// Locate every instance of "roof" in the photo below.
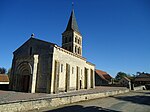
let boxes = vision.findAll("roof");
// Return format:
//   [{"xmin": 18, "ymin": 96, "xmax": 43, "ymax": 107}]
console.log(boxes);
[
  {"xmin": 0, "ymin": 74, "xmax": 9, "ymax": 82},
  {"xmin": 135, "ymin": 78, "xmax": 150, "ymax": 82},
  {"xmin": 95, "ymin": 69, "xmax": 112, "ymax": 82},
  {"xmin": 134, "ymin": 73, "xmax": 150, "ymax": 82},
  {"xmin": 64, "ymin": 9, "xmax": 80, "ymax": 34},
  {"xmin": 122, "ymin": 76, "xmax": 131, "ymax": 81},
  {"xmin": 13, "ymin": 37, "xmax": 56, "ymax": 54},
  {"xmin": 136, "ymin": 73, "xmax": 150, "ymax": 78}
]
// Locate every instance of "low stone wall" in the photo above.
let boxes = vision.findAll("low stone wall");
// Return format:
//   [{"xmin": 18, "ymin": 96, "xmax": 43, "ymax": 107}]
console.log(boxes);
[
  {"xmin": 133, "ymin": 85, "xmax": 146, "ymax": 91},
  {"xmin": 0, "ymin": 89, "xmax": 129, "ymax": 112}
]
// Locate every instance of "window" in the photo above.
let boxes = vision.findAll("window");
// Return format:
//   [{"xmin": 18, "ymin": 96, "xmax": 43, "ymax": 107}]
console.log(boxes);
[
  {"xmin": 78, "ymin": 47, "xmax": 80, "ymax": 54},
  {"xmin": 78, "ymin": 39, "xmax": 80, "ymax": 44},
  {"xmin": 75, "ymin": 37, "xmax": 77, "ymax": 43},
  {"xmin": 72, "ymin": 67, "xmax": 74, "ymax": 74},
  {"xmin": 75, "ymin": 46, "xmax": 77, "ymax": 53},
  {"xmin": 61, "ymin": 64, "xmax": 63, "ymax": 72},
  {"xmin": 29, "ymin": 47, "xmax": 32, "ymax": 55}
]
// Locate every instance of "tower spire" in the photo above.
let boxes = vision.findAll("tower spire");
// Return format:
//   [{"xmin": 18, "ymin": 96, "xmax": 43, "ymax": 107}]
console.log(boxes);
[
  {"xmin": 63, "ymin": 3, "xmax": 80, "ymax": 34},
  {"xmin": 62, "ymin": 4, "xmax": 82, "ymax": 56}
]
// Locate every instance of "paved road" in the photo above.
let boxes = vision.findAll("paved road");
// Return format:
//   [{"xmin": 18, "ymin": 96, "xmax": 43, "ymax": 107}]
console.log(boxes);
[{"xmin": 31, "ymin": 90, "xmax": 150, "ymax": 112}]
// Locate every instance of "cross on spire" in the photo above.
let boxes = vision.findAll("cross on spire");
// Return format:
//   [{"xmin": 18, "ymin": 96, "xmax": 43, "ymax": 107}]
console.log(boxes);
[{"xmin": 72, "ymin": 2, "xmax": 74, "ymax": 10}]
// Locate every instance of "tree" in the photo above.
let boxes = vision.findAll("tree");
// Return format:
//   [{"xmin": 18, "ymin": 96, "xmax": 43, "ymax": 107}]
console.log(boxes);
[
  {"xmin": 136, "ymin": 72, "xmax": 150, "ymax": 76},
  {"xmin": 0, "ymin": 67, "xmax": 7, "ymax": 74},
  {"xmin": 115, "ymin": 72, "xmax": 128, "ymax": 81},
  {"xmin": 7, "ymin": 68, "xmax": 11, "ymax": 77}
]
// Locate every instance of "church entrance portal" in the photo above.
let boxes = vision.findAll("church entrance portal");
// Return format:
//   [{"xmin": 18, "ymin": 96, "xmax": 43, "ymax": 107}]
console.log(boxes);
[
  {"xmin": 22, "ymin": 75, "xmax": 30, "ymax": 92},
  {"xmin": 16, "ymin": 62, "xmax": 32, "ymax": 92}
]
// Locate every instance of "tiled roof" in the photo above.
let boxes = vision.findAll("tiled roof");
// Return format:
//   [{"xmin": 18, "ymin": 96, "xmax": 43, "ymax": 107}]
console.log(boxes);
[
  {"xmin": 95, "ymin": 69, "xmax": 112, "ymax": 82},
  {"xmin": 0, "ymin": 74, "xmax": 9, "ymax": 82},
  {"xmin": 135, "ymin": 78, "xmax": 150, "ymax": 82},
  {"xmin": 134, "ymin": 74, "xmax": 150, "ymax": 82}
]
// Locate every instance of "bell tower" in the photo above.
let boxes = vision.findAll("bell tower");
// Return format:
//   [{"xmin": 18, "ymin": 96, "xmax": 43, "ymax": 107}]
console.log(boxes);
[{"xmin": 62, "ymin": 8, "xmax": 82, "ymax": 56}]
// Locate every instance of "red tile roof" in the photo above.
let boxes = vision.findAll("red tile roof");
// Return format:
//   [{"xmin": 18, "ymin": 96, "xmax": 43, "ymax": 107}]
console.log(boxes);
[
  {"xmin": 135, "ymin": 78, "xmax": 150, "ymax": 82},
  {"xmin": 95, "ymin": 69, "xmax": 112, "ymax": 82},
  {"xmin": 0, "ymin": 74, "xmax": 9, "ymax": 82},
  {"xmin": 134, "ymin": 74, "xmax": 150, "ymax": 82}
]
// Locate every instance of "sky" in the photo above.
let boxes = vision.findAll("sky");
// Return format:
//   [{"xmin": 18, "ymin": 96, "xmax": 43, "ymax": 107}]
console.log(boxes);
[{"xmin": 0, "ymin": 0, "xmax": 150, "ymax": 77}]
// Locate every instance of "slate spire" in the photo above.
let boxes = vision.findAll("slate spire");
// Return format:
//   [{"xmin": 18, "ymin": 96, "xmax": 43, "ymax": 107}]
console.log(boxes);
[{"xmin": 64, "ymin": 9, "xmax": 80, "ymax": 34}]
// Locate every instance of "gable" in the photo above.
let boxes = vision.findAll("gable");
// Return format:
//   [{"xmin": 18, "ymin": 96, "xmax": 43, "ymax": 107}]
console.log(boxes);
[
  {"xmin": 95, "ymin": 69, "xmax": 112, "ymax": 82},
  {"xmin": 13, "ymin": 37, "xmax": 56, "ymax": 57},
  {"xmin": 119, "ymin": 78, "xmax": 129, "ymax": 83}
]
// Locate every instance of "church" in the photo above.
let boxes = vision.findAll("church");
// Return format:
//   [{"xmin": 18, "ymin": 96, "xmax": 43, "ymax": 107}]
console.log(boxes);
[{"xmin": 9, "ymin": 9, "xmax": 95, "ymax": 94}]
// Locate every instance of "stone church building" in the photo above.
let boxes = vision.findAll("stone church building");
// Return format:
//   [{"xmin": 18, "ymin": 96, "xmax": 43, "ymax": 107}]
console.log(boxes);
[{"xmin": 9, "ymin": 9, "xmax": 95, "ymax": 94}]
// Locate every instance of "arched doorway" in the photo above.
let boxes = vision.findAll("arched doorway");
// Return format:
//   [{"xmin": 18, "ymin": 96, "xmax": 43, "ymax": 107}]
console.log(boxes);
[
  {"xmin": 16, "ymin": 62, "xmax": 32, "ymax": 92},
  {"xmin": 22, "ymin": 70, "xmax": 30, "ymax": 92}
]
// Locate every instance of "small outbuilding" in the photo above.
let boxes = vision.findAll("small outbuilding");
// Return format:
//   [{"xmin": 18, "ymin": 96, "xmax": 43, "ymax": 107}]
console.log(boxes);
[
  {"xmin": 0, "ymin": 74, "xmax": 9, "ymax": 90},
  {"xmin": 134, "ymin": 73, "xmax": 150, "ymax": 86},
  {"xmin": 95, "ymin": 69, "xmax": 112, "ymax": 86},
  {"xmin": 119, "ymin": 76, "xmax": 131, "ymax": 87}
]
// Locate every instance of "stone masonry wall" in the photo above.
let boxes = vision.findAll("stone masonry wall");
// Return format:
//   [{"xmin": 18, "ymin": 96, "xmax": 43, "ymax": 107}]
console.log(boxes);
[
  {"xmin": 50, "ymin": 45, "xmax": 95, "ymax": 93},
  {"xmin": 0, "ymin": 89, "xmax": 129, "ymax": 112}
]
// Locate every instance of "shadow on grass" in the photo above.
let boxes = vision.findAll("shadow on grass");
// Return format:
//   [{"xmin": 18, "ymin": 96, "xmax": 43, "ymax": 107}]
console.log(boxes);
[{"xmin": 44, "ymin": 105, "xmax": 121, "ymax": 112}]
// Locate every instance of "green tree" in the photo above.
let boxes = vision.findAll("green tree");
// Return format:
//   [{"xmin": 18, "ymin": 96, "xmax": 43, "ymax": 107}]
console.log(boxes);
[
  {"xmin": 0, "ymin": 67, "xmax": 7, "ymax": 74},
  {"xmin": 115, "ymin": 72, "xmax": 128, "ymax": 81}
]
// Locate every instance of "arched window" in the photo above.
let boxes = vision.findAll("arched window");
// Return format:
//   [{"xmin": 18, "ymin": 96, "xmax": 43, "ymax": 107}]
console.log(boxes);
[
  {"xmin": 29, "ymin": 47, "xmax": 32, "ymax": 55},
  {"xmin": 78, "ymin": 39, "xmax": 80, "ymax": 44},
  {"xmin": 78, "ymin": 47, "xmax": 80, "ymax": 54},
  {"xmin": 75, "ymin": 46, "xmax": 77, "ymax": 53},
  {"xmin": 75, "ymin": 37, "xmax": 77, "ymax": 43}
]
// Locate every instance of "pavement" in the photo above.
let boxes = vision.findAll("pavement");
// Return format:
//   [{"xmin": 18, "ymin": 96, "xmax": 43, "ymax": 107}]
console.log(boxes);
[
  {"xmin": 31, "ymin": 90, "xmax": 150, "ymax": 112},
  {"xmin": 0, "ymin": 86, "xmax": 127, "ymax": 104}
]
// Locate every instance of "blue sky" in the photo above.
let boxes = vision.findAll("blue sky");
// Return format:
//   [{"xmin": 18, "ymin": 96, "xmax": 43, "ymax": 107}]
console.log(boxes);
[{"xmin": 0, "ymin": 0, "xmax": 150, "ymax": 77}]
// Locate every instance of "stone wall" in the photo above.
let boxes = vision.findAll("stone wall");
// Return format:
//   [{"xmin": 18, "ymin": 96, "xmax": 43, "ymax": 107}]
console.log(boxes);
[
  {"xmin": 50, "ymin": 45, "xmax": 95, "ymax": 93},
  {"xmin": 0, "ymin": 89, "xmax": 129, "ymax": 112},
  {"xmin": 9, "ymin": 38, "xmax": 54, "ymax": 93},
  {"xmin": 133, "ymin": 85, "xmax": 146, "ymax": 91}
]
